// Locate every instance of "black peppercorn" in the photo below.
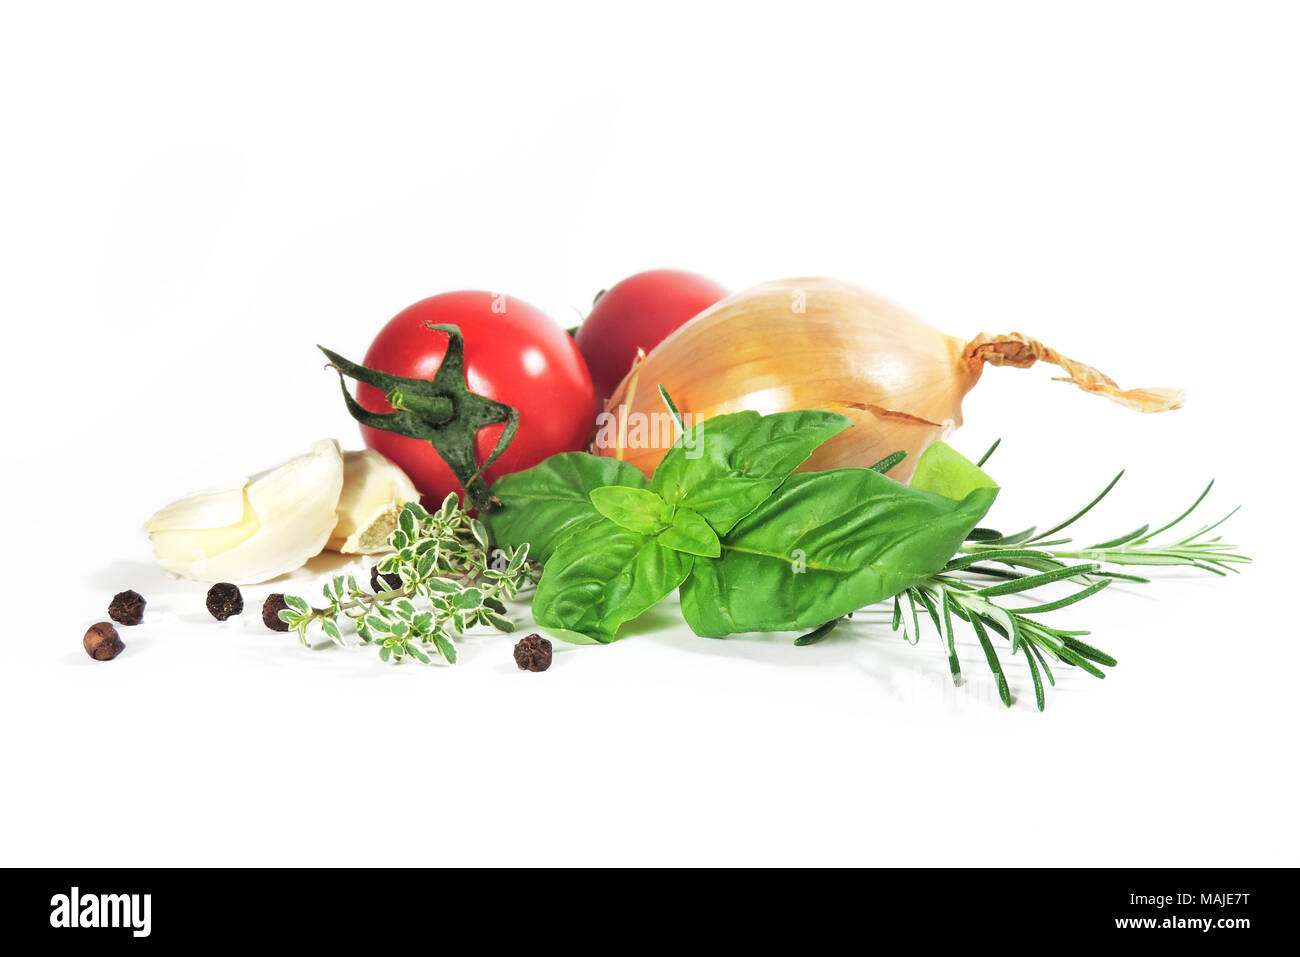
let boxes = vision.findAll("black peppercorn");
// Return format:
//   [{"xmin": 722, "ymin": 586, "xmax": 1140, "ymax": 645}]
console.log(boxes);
[
  {"xmin": 107, "ymin": 589, "xmax": 146, "ymax": 626},
  {"xmin": 84, "ymin": 622, "xmax": 125, "ymax": 661},
  {"xmin": 370, "ymin": 564, "xmax": 402, "ymax": 593},
  {"xmin": 513, "ymin": 633, "xmax": 552, "ymax": 672},
  {"xmin": 262, "ymin": 593, "xmax": 291, "ymax": 632},
  {"xmin": 206, "ymin": 582, "xmax": 244, "ymax": 621}
]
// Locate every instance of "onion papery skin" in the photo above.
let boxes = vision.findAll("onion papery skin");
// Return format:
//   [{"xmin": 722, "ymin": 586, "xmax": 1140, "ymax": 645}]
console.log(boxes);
[
  {"xmin": 594, "ymin": 277, "xmax": 1181, "ymax": 481},
  {"xmin": 594, "ymin": 279, "xmax": 976, "ymax": 481}
]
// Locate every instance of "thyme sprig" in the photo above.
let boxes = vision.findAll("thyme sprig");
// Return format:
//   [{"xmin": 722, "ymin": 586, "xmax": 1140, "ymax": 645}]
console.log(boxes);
[{"xmin": 279, "ymin": 495, "xmax": 539, "ymax": 664}]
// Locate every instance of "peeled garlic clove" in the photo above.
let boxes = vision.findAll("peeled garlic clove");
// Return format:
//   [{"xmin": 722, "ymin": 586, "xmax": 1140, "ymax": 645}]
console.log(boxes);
[
  {"xmin": 144, "ymin": 482, "xmax": 248, "ymax": 531},
  {"xmin": 327, "ymin": 449, "xmax": 421, "ymax": 554},
  {"xmin": 145, "ymin": 439, "xmax": 345, "ymax": 584}
]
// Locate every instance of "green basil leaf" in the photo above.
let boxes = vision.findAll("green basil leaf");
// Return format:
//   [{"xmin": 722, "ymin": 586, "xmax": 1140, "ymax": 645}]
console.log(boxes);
[
  {"xmin": 589, "ymin": 485, "xmax": 667, "ymax": 534},
  {"xmin": 657, "ymin": 506, "xmax": 721, "ymax": 557},
  {"xmin": 532, "ymin": 517, "xmax": 694, "ymax": 643},
  {"xmin": 486, "ymin": 452, "xmax": 651, "ymax": 561},
  {"xmin": 680, "ymin": 468, "xmax": 997, "ymax": 636},
  {"xmin": 651, "ymin": 409, "xmax": 852, "ymax": 534},
  {"xmin": 910, "ymin": 441, "xmax": 999, "ymax": 501}
]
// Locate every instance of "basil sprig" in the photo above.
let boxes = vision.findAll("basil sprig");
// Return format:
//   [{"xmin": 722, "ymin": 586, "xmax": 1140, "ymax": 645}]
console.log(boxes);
[
  {"xmin": 486, "ymin": 454, "xmax": 650, "ymax": 563},
  {"xmin": 486, "ymin": 409, "xmax": 998, "ymax": 643}
]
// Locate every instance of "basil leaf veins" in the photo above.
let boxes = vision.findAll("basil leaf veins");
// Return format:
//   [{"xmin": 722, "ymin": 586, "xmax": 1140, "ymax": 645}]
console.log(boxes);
[
  {"xmin": 484, "ymin": 452, "xmax": 649, "ymax": 561},
  {"xmin": 490, "ymin": 400, "xmax": 997, "ymax": 645},
  {"xmin": 679, "ymin": 468, "xmax": 997, "ymax": 636}
]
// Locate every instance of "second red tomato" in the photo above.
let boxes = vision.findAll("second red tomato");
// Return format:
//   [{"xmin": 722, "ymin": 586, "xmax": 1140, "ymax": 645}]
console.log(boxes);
[{"xmin": 574, "ymin": 269, "xmax": 729, "ymax": 405}]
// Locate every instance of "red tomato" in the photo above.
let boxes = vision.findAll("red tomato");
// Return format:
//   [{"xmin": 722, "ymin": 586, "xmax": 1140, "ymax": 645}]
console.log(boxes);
[
  {"xmin": 357, "ymin": 291, "xmax": 595, "ymax": 503},
  {"xmin": 574, "ymin": 269, "xmax": 729, "ymax": 405}
]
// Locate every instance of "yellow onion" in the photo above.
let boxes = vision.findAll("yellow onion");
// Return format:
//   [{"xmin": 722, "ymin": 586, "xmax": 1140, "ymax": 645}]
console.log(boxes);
[{"xmin": 593, "ymin": 277, "xmax": 1183, "ymax": 481}]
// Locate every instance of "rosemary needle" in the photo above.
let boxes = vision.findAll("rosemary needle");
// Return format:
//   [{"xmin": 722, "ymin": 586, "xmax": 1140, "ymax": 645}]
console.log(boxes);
[{"xmin": 886, "ymin": 474, "xmax": 1248, "ymax": 711}]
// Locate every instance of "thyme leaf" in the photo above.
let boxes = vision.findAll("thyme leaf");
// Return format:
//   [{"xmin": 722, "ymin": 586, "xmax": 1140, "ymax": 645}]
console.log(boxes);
[{"xmin": 279, "ymin": 495, "xmax": 540, "ymax": 665}]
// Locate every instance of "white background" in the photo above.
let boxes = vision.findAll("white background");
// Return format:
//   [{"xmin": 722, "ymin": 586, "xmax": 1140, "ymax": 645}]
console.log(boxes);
[{"xmin": 2, "ymin": 1, "xmax": 1295, "ymax": 866}]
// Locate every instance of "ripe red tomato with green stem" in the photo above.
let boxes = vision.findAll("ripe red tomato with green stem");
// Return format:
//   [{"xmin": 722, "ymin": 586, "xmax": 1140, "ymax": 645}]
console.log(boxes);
[
  {"xmin": 575, "ymin": 269, "xmax": 729, "ymax": 405},
  {"xmin": 347, "ymin": 291, "xmax": 595, "ymax": 505}
]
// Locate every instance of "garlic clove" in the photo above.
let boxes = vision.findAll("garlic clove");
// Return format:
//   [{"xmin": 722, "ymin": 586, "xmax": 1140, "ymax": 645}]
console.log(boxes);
[
  {"xmin": 327, "ymin": 449, "xmax": 421, "ymax": 554},
  {"xmin": 143, "ymin": 483, "xmax": 247, "ymax": 532},
  {"xmin": 146, "ymin": 439, "xmax": 345, "ymax": 584}
]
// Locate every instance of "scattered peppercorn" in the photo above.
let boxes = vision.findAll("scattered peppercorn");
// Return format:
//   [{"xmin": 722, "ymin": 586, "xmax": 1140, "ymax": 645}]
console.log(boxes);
[
  {"xmin": 370, "ymin": 564, "xmax": 403, "ymax": 593},
  {"xmin": 84, "ymin": 622, "xmax": 125, "ymax": 661},
  {"xmin": 513, "ymin": 633, "xmax": 552, "ymax": 672},
  {"xmin": 206, "ymin": 582, "xmax": 244, "ymax": 621},
  {"xmin": 107, "ymin": 589, "xmax": 146, "ymax": 626},
  {"xmin": 262, "ymin": 593, "xmax": 291, "ymax": 632}
]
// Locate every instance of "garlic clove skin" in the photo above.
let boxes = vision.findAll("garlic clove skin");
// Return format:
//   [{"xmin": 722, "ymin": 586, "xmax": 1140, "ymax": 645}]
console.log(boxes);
[
  {"xmin": 145, "ymin": 439, "xmax": 345, "ymax": 584},
  {"xmin": 327, "ymin": 449, "xmax": 421, "ymax": 554}
]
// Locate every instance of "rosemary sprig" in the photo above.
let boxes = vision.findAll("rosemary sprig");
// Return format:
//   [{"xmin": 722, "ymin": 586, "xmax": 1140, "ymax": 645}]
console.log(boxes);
[
  {"xmin": 901, "ymin": 565, "xmax": 1116, "ymax": 712},
  {"xmin": 887, "ymin": 474, "xmax": 1248, "ymax": 710},
  {"xmin": 279, "ymin": 495, "xmax": 540, "ymax": 664},
  {"xmin": 961, "ymin": 476, "xmax": 1249, "ymax": 576}
]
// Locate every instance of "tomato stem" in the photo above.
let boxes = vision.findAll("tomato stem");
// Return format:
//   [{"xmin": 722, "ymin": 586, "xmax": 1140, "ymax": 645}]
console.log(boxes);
[
  {"xmin": 319, "ymin": 323, "xmax": 519, "ymax": 511},
  {"xmin": 387, "ymin": 388, "xmax": 454, "ymax": 424}
]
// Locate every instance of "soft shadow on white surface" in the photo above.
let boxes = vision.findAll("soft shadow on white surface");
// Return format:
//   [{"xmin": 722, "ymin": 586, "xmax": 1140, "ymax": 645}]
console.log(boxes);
[
  {"xmin": 625, "ymin": 600, "xmax": 1042, "ymax": 713},
  {"xmin": 83, "ymin": 560, "xmax": 164, "ymax": 594}
]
